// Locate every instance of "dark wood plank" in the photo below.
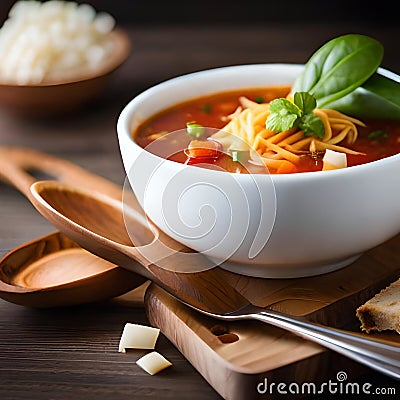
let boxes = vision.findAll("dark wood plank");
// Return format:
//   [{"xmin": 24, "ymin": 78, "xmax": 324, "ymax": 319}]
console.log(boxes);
[{"xmin": 0, "ymin": 299, "xmax": 220, "ymax": 400}]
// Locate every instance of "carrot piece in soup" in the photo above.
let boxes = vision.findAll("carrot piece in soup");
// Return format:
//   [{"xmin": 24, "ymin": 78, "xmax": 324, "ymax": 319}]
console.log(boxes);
[
  {"xmin": 187, "ymin": 140, "xmax": 221, "ymax": 159},
  {"xmin": 276, "ymin": 160, "xmax": 298, "ymax": 174}
]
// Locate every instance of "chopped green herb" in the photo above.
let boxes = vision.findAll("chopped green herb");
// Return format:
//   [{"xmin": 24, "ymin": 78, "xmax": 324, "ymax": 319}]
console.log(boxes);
[
  {"xmin": 230, "ymin": 150, "xmax": 249, "ymax": 163},
  {"xmin": 294, "ymin": 91, "xmax": 317, "ymax": 114},
  {"xmin": 201, "ymin": 103, "xmax": 212, "ymax": 114},
  {"xmin": 255, "ymin": 96, "xmax": 264, "ymax": 104},
  {"xmin": 186, "ymin": 122, "xmax": 205, "ymax": 138},
  {"xmin": 368, "ymin": 130, "xmax": 388, "ymax": 140},
  {"xmin": 267, "ymin": 98, "xmax": 301, "ymax": 132},
  {"xmin": 266, "ymin": 92, "xmax": 325, "ymax": 139},
  {"xmin": 299, "ymin": 113, "xmax": 325, "ymax": 139}
]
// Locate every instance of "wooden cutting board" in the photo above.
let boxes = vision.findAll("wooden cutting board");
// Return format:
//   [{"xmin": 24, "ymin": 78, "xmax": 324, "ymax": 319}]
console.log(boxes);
[{"xmin": 143, "ymin": 234, "xmax": 400, "ymax": 400}]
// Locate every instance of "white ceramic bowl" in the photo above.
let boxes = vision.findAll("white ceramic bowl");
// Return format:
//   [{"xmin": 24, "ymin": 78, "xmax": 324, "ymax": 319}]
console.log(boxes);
[{"xmin": 117, "ymin": 64, "xmax": 400, "ymax": 278}]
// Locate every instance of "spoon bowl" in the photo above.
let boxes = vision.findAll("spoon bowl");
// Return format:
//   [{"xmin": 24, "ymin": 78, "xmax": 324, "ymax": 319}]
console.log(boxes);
[
  {"xmin": 0, "ymin": 231, "xmax": 143, "ymax": 308},
  {"xmin": 30, "ymin": 179, "xmax": 247, "ymax": 312},
  {"xmin": 0, "ymin": 146, "xmax": 147, "ymax": 307}
]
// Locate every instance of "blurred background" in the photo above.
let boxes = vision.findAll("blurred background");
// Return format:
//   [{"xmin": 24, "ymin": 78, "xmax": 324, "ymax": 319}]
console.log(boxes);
[
  {"xmin": 0, "ymin": 1, "xmax": 398, "ymax": 83},
  {"xmin": 0, "ymin": 0, "xmax": 398, "ymax": 25},
  {"xmin": 0, "ymin": 0, "xmax": 398, "ymax": 116}
]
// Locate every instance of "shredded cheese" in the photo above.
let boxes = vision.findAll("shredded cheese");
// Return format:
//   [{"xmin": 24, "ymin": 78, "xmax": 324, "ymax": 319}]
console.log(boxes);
[{"xmin": 211, "ymin": 98, "xmax": 365, "ymax": 173}]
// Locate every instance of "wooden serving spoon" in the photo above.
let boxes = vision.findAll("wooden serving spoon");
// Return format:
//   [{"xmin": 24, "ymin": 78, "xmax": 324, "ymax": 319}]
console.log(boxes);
[
  {"xmin": 0, "ymin": 147, "xmax": 146, "ymax": 307},
  {"xmin": 25, "ymin": 176, "xmax": 400, "ymax": 379}
]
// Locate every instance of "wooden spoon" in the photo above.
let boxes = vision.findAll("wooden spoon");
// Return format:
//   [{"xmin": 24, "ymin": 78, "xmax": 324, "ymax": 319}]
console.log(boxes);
[
  {"xmin": 27, "ymin": 178, "xmax": 400, "ymax": 380},
  {"xmin": 0, "ymin": 147, "xmax": 146, "ymax": 307}
]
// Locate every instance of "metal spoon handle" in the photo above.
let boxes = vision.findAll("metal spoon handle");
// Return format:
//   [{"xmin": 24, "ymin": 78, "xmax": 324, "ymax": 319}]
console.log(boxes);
[{"xmin": 252, "ymin": 310, "xmax": 400, "ymax": 380}]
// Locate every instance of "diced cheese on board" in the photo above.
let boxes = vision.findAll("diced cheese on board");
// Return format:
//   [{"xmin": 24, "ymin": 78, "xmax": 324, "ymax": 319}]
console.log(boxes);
[{"xmin": 118, "ymin": 323, "xmax": 160, "ymax": 353}]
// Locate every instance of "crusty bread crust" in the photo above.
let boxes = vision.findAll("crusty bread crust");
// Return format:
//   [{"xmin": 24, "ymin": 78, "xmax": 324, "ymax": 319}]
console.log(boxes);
[{"xmin": 356, "ymin": 278, "xmax": 400, "ymax": 334}]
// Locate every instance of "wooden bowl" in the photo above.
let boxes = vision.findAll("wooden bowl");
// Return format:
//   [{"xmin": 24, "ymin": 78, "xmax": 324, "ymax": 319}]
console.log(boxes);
[{"xmin": 0, "ymin": 28, "xmax": 131, "ymax": 117}]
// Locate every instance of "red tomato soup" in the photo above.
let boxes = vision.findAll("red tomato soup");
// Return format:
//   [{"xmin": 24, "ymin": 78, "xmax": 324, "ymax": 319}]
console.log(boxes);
[{"xmin": 133, "ymin": 86, "xmax": 400, "ymax": 174}]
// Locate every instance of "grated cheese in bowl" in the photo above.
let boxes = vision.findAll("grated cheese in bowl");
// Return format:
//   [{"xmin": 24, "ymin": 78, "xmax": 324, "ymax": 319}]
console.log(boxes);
[{"xmin": 0, "ymin": 0, "xmax": 116, "ymax": 85}]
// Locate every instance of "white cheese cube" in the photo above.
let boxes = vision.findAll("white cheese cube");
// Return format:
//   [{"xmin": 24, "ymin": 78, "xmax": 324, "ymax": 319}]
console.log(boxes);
[
  {"xmin": 136, "ymin": 351, "xmax": 172, "ymax": 375},
  {"xmin": 322, "ymin": 149, "xmax": 347, "ymax": 170},
  {"xmin": 118, "ymin": 323, "xmax": 160, "ymax": 353}
]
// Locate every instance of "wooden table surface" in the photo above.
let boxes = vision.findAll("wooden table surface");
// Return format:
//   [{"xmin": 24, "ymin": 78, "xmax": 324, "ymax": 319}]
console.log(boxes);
[{"xmin": 0, "ymin": 23, "xmax": 399, "ymax": 399}]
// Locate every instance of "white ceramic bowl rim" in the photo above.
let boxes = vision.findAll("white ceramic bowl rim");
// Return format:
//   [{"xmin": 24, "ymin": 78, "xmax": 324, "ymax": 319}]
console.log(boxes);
[{"xmin": 118, "ymin": 63, "xmax": 400, "ymax": 182}]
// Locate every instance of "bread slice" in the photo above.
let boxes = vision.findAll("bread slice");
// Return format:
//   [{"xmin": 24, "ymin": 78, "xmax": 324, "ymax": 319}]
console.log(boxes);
[{"xmin": 356, "ymin": 278, "xmax": 400, "ymax": 334}]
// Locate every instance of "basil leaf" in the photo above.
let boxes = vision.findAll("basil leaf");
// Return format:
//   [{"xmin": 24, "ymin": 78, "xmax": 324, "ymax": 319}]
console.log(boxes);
[
  {"xmin": 292, "ymin": 34, "xmax": 384, "ymax": 107},
  {"xmin": 323, "ymin": 73, "xmax": 400, "ymax": 119},
  {"xmin": 294, "ymin": 92, "xmax": 317, "ymax": 114}
]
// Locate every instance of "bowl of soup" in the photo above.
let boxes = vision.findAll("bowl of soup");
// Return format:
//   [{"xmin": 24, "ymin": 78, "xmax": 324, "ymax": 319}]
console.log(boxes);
[{"xmin": 117, "ymin": 63, "xmax": 400, "ymax": 278}]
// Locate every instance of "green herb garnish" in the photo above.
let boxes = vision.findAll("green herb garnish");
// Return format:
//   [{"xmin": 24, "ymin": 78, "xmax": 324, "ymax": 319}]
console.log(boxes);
[
  {"xmin": 201, "ymin": 103, "xmax": 212, "ymax": 114},
  {"xmin": 186, "ymin": 122, "xmax": 205, "ymax": 138},
  {"xmin": 266, "ymin": 92, "xmax": 324, "ymax": 139},
  {"xmin": 230, "ymin": 150, "xmax": 249, "ymax": 163},
  {"xmin": 255, "ymin": 96, "xmax": 264, "ymax": 104},
  {"xmin": 368, "ymin": 130, "xmax": 388, "ymax": 140}
]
